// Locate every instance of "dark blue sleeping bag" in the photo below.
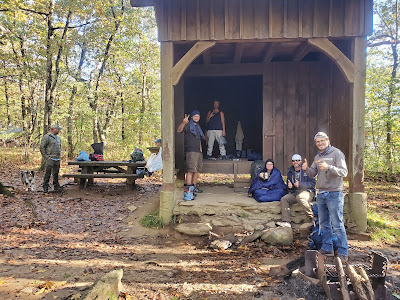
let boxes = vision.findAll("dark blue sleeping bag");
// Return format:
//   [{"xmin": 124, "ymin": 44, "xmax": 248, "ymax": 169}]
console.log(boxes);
[{"xmin": 248, "ymin": 167, "xmax": 287, "ymax": 202}]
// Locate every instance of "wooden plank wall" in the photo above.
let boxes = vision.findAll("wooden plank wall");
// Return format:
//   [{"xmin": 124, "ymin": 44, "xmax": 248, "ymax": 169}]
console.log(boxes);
[
  {"xmin": 263, "ymin": 60, "xmax": 351, "ymax": 172},
  {"xmin": 158, "ymin": 0, "xmax": 373, "ymax": 41}
]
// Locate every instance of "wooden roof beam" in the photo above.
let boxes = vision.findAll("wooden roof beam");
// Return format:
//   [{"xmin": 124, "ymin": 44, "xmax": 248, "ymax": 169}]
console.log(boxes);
[
  {"xmin": 233, "ymin": 43, "xmax": 244, "ymax": 64},
  {"xmin": 292, "ymin": 43, "xmax": 313, "ymax": 62},
  {"xmin": 130, "ymin": 0, "xmax": 156, "ymax": 7},
  {"xmin": 172, "ymin": 41, "xmax": 216, "ymax": 86},
  {"xmin": 307, "ymin": 38, "xmax": 354, "ymax": 83},
  {"xmin": 262, "ymin": 43, "xmax": 278, "ymax": 63}
]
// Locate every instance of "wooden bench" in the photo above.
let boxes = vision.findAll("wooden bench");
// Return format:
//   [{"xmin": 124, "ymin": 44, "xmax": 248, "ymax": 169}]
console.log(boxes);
[{"xmin": 202, "ymin": 159, "xmax": 252, "ymax": 192}]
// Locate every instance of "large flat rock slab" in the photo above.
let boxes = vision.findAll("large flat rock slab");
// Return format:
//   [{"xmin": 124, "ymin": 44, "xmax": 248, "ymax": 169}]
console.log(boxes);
[{"xmin": 174, "ymin": 186, "xmax": 309, "ymax": 230}]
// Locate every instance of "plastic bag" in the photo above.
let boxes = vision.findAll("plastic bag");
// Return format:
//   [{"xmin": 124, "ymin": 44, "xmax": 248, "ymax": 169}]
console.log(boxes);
[
  {"xmin": 146, "ymin": 148, "xmax": 163, "ymax": 172},
  {"xmin": 76, "ymin": 151, "xmax": 89, "ymax": 161}
]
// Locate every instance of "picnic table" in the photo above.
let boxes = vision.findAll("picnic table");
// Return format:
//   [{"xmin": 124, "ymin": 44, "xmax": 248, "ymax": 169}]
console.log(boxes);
[{"xmin": 62, "ymin": 161, "xmax": 146, "ymax": 188}]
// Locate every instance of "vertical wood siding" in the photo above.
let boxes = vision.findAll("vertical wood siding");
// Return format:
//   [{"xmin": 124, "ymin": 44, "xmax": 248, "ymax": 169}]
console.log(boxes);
[{"xmin": 158, "ymin": 0, "xmax": 372, "ymax": 41}]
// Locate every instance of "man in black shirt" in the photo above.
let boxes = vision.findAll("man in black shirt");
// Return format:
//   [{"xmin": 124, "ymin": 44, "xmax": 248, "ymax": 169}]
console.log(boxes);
[{"xmin": 177, "ymin": 110, "xmax": 205, "ymax": 199}]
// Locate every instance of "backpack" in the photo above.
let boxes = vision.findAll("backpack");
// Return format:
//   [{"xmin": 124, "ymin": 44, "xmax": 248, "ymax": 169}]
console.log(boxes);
[
  {"xmin": 130, "ymin": 147, "xmax": 144, "ymax": 162},
  {"xmin": 250, "ymin": 160, "xmax": 265, "ymax": 180},
  {"xmin": 308, "ymin": 204, "xmax": 339, "ymax": 251}
]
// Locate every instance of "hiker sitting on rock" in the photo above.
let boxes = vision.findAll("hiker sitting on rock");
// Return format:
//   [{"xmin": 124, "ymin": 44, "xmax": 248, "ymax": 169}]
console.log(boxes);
[
  {"xmin": 276, "ymin": 154, "xmax": 316, "ymax": 228},
  {"xmin": 248, "ymin": 159, "xmax": 287, "ymax": 202}
]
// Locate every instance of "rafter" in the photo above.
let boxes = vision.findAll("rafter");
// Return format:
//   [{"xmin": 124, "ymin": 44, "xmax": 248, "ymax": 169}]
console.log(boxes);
[
  {"xmin": 262, "ymin": 43, "xmax": 279, "ymax": 63},
  {"xmin": 292, "ymin": 43, "xmax": 313, "ymax": 62},
  {"xmin": 233, "ymin": 43, "xmax": 244, "ymax": 64}
]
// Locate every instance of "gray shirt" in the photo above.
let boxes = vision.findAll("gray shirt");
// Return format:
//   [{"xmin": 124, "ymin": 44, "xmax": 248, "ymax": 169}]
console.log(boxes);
[{"xmin": 305, "ymin": 146, "xmax": 348, "ymax": 192}]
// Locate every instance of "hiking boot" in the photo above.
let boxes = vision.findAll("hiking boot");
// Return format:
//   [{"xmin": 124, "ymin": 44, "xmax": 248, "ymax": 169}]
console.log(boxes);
[
  {"xmin": 319, "ymin": 249, "xmax": 334, "ymax": 256},
  {"xmin": 337, "ymin": 255, "xmax": 348, "ymax": 262},
  {"xmin": 54, "ymin": 185, "xmax": 64, "ymax": 192},
  {"xmin": 276, "ymin": 221, "xmax": 291, "ymax": 228},
  {"xmin": 194, "ymin": 186, "xmax": 203, "ymax": 193}
]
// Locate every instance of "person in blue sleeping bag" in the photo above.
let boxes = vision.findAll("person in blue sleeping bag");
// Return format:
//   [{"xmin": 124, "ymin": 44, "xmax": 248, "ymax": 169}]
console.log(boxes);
[{"xmin": 248, "ymin": 159, "xmax": 287, "ymax": 202}]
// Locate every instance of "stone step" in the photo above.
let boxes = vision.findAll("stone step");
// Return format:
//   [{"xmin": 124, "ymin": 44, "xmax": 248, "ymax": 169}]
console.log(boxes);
[{"xmin": 174, "ymin": 186, "xmax": 309, "ymax": 231}]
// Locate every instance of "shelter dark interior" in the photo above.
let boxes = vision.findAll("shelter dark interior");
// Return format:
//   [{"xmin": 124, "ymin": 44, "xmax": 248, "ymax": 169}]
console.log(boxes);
[{"xmin": 184, "ymin": 76, "xmax": 263, "ymax": 157}]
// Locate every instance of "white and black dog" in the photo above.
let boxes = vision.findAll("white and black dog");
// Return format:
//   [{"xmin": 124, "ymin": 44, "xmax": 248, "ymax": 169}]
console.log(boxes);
[{"xmin": 21, "ymin": 171, "xmax": 35, "ymax": 192}]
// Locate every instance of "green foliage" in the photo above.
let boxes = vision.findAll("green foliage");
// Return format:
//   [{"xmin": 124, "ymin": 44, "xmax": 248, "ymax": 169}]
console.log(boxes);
[
  {"xmin": 140, "ymin": 210, "xmax": 163, "ymax": 229},
  {"xmin": 366, "ymin": 0, "xmax": 400, "ymax": 174},
  {"xmin": 0, "ymin": 1, "xmax": 160, "ymax": 160},
  {"xmin": 367, "ymin": 210, "xmax": 400, "ymax": 244}
]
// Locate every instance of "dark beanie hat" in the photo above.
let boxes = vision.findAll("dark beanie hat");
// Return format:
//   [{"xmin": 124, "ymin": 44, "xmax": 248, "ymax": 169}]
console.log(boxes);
[
  {"xmin": 191, "ymin": 110, "xmax": 200, "ymax": 117},
  {"xmin": 265, "ymin": 158, "xmax": 274, "ymax": 166}
]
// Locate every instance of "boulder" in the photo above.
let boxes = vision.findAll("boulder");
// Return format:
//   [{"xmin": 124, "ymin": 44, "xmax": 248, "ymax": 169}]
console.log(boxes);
[
  {"xmin": 261, "ymin": 227, "xmax": 293, "ymax": 246},
  {"xmin": 255, "ymin": 224, "xmax": 265, "ymax": 231},
  {"xmin": 175, "ymin": 223, "xmax": 212, "ymax": 236},
  {"xmin": 299, "ymin": 222, "xmax": 313, "ymax": 238},
  {"xmin": 81, "ymin": 269, "xmax": 123, "ymax": 300},
  {"xmin": 265, "ymin": 221, "xmax": 277, "ymax": 228}
]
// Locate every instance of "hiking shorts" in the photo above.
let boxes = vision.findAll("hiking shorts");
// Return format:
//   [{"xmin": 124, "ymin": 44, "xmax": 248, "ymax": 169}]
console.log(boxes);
[{"xmin": 186, "ymin": 152, "xmax": 203, "ymax": 173}]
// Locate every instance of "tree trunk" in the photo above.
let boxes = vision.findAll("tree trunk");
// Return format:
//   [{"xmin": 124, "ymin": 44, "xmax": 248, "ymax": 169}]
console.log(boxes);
[
  {"xmin": 90, "ymin": 5, "xmax": 124, "ymax": 144},
  {"xmin": 121, "ymin": 91, "xmax": 125, "ymax": 141},
  {"xmin": 67, "ymin": 85, "xmax": 77, "ymax": 159},
  {"xmin": 3, "ymin": 77, "xmax": 11, "ymax": 127},
  {"xmin": 43, "ymin": 0, "xmax": 56, "ymax": 137},
  {"xmin": 387, "ymin": 42, "xmax": 398, "ymax": 179},
  {"xmin": 138, "ymin": 73, "xmax": 146, "ymax": 145}
]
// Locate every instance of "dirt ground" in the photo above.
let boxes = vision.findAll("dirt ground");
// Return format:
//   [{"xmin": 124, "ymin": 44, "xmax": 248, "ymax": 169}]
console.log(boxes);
[{"xmin": 0, "ymin": 167, "xmax": 399, "ymax": 299}]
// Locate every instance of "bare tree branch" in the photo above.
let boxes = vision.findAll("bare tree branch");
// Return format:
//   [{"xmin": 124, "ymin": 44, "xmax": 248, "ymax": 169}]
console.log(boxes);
[
  {"xmin": 18, "ymin": 6, "xmax": 48, "ymax": 16},
  {"xmin": 368, "ymin": 41, "xmax": 394, "ymax": 47}
]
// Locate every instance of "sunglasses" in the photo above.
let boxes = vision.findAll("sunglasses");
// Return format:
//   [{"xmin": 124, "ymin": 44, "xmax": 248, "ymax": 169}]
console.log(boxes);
[{"xmin": 292, "ymin": 160, "xmax": 301, "ymax": 162}]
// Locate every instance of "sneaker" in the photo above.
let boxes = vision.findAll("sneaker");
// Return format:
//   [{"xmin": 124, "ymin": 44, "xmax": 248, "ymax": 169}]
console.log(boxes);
[
  {"xmin": 319, "ymin": 249, "xmax": 334, "ymax": 256},
  {"xmin": 193, "ymin": 186, "xmax": 203, "ymax": 193},
  {"xmin": 221, "ymin": 155, "xmax": 229, "ymax": 160},
  {"xmin": 276, "ymin": 221, "xmax": 291, "ymax": 228},
  {"xmin": 337, "ymin": 255, "xmax": 348, "ymax": 262},
  {"xmin": 204, "ymin": 155, "xmax": 211, "ymax": 159},
  {"xmin": 43, "ymin": 188, "xmax": 48, "ymax": 194}
]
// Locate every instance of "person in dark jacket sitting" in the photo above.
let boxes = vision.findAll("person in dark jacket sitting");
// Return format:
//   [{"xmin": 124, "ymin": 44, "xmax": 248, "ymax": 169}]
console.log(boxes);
[
  {"xmin": 276, "ymin": 154, "xmax": 316, "ymax": 228},
  {"xmin": 248, "ymin": 159, "xmax": 287, "ymax": 202}
]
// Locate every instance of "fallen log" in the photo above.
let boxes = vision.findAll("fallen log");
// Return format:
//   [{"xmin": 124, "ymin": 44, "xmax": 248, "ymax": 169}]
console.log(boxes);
[
  {"xmin": 346, "ymin": 264, "xmax": 367, "ymax": 300},
  {"xmin": 334, "ymin": 257, "xmax": 350, "ymax": 300},
  {"xmin": 0, "ymin": 182, "xmax": 14, "ymax": 197},
  {"xmin": 357, "ymin": 266, "xmax": 375, "ymax": 300}
]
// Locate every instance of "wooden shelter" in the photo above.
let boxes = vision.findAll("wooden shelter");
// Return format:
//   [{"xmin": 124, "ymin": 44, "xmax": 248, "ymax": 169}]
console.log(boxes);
[{"xmin": 131, "ymin": 0, "xmax": 372, "ymax": 225}]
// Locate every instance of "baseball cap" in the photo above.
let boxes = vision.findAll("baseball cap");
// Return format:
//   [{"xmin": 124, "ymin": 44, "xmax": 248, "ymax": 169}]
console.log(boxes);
[
  {"xmin": 291, "ymin": 154, "xmax": 302, "ymax": 161},
  {"xmin": 314, "ymin": 132, "xmax": 328, "ymax": 140},
  {"xmin": 51, "ymin": 124, "xmax": 62, "ymax": 130}
]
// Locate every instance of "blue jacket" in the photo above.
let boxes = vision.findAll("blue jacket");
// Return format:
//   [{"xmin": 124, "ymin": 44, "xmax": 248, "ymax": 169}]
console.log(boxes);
[
  {"xmin": 287, "ymin": 165, "xmax": 316, "ymax": 194},
  {"xmin": 248, "ymin": 167, "xmax": 287, "ymax": 202}
]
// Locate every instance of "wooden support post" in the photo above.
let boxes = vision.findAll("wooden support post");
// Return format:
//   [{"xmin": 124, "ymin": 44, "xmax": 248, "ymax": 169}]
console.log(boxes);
[
  {"xmin": 348, "ymin": 37, "xmax": 368, "ymax": 233},
  {"xmin": 175, "ymin": 79, "xmax": 185, "ymax": 181},
  {"xmin": 350, "ymin": 37, "xmax": 367, "ymax": 193},
  {"xmin": 160, "ymin": 42, "xmax": 175, "ymax": 224}
]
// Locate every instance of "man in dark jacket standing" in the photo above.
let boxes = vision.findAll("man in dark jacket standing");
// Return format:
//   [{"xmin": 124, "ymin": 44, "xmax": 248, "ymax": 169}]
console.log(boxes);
[
  {"xmin": 303, "ymin": 132, "xmax": 349, "ymax": 261},
  {"xmin": 177, "ymin": 111, "xmax": 205, "ymax": 199},
  {"xmin": 40, "ymin": 124, "xmax": 62, "ymax": 193},
  {"xmin": 277, "ymin": 154, "xmax": 316, "ymax": 228}
]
